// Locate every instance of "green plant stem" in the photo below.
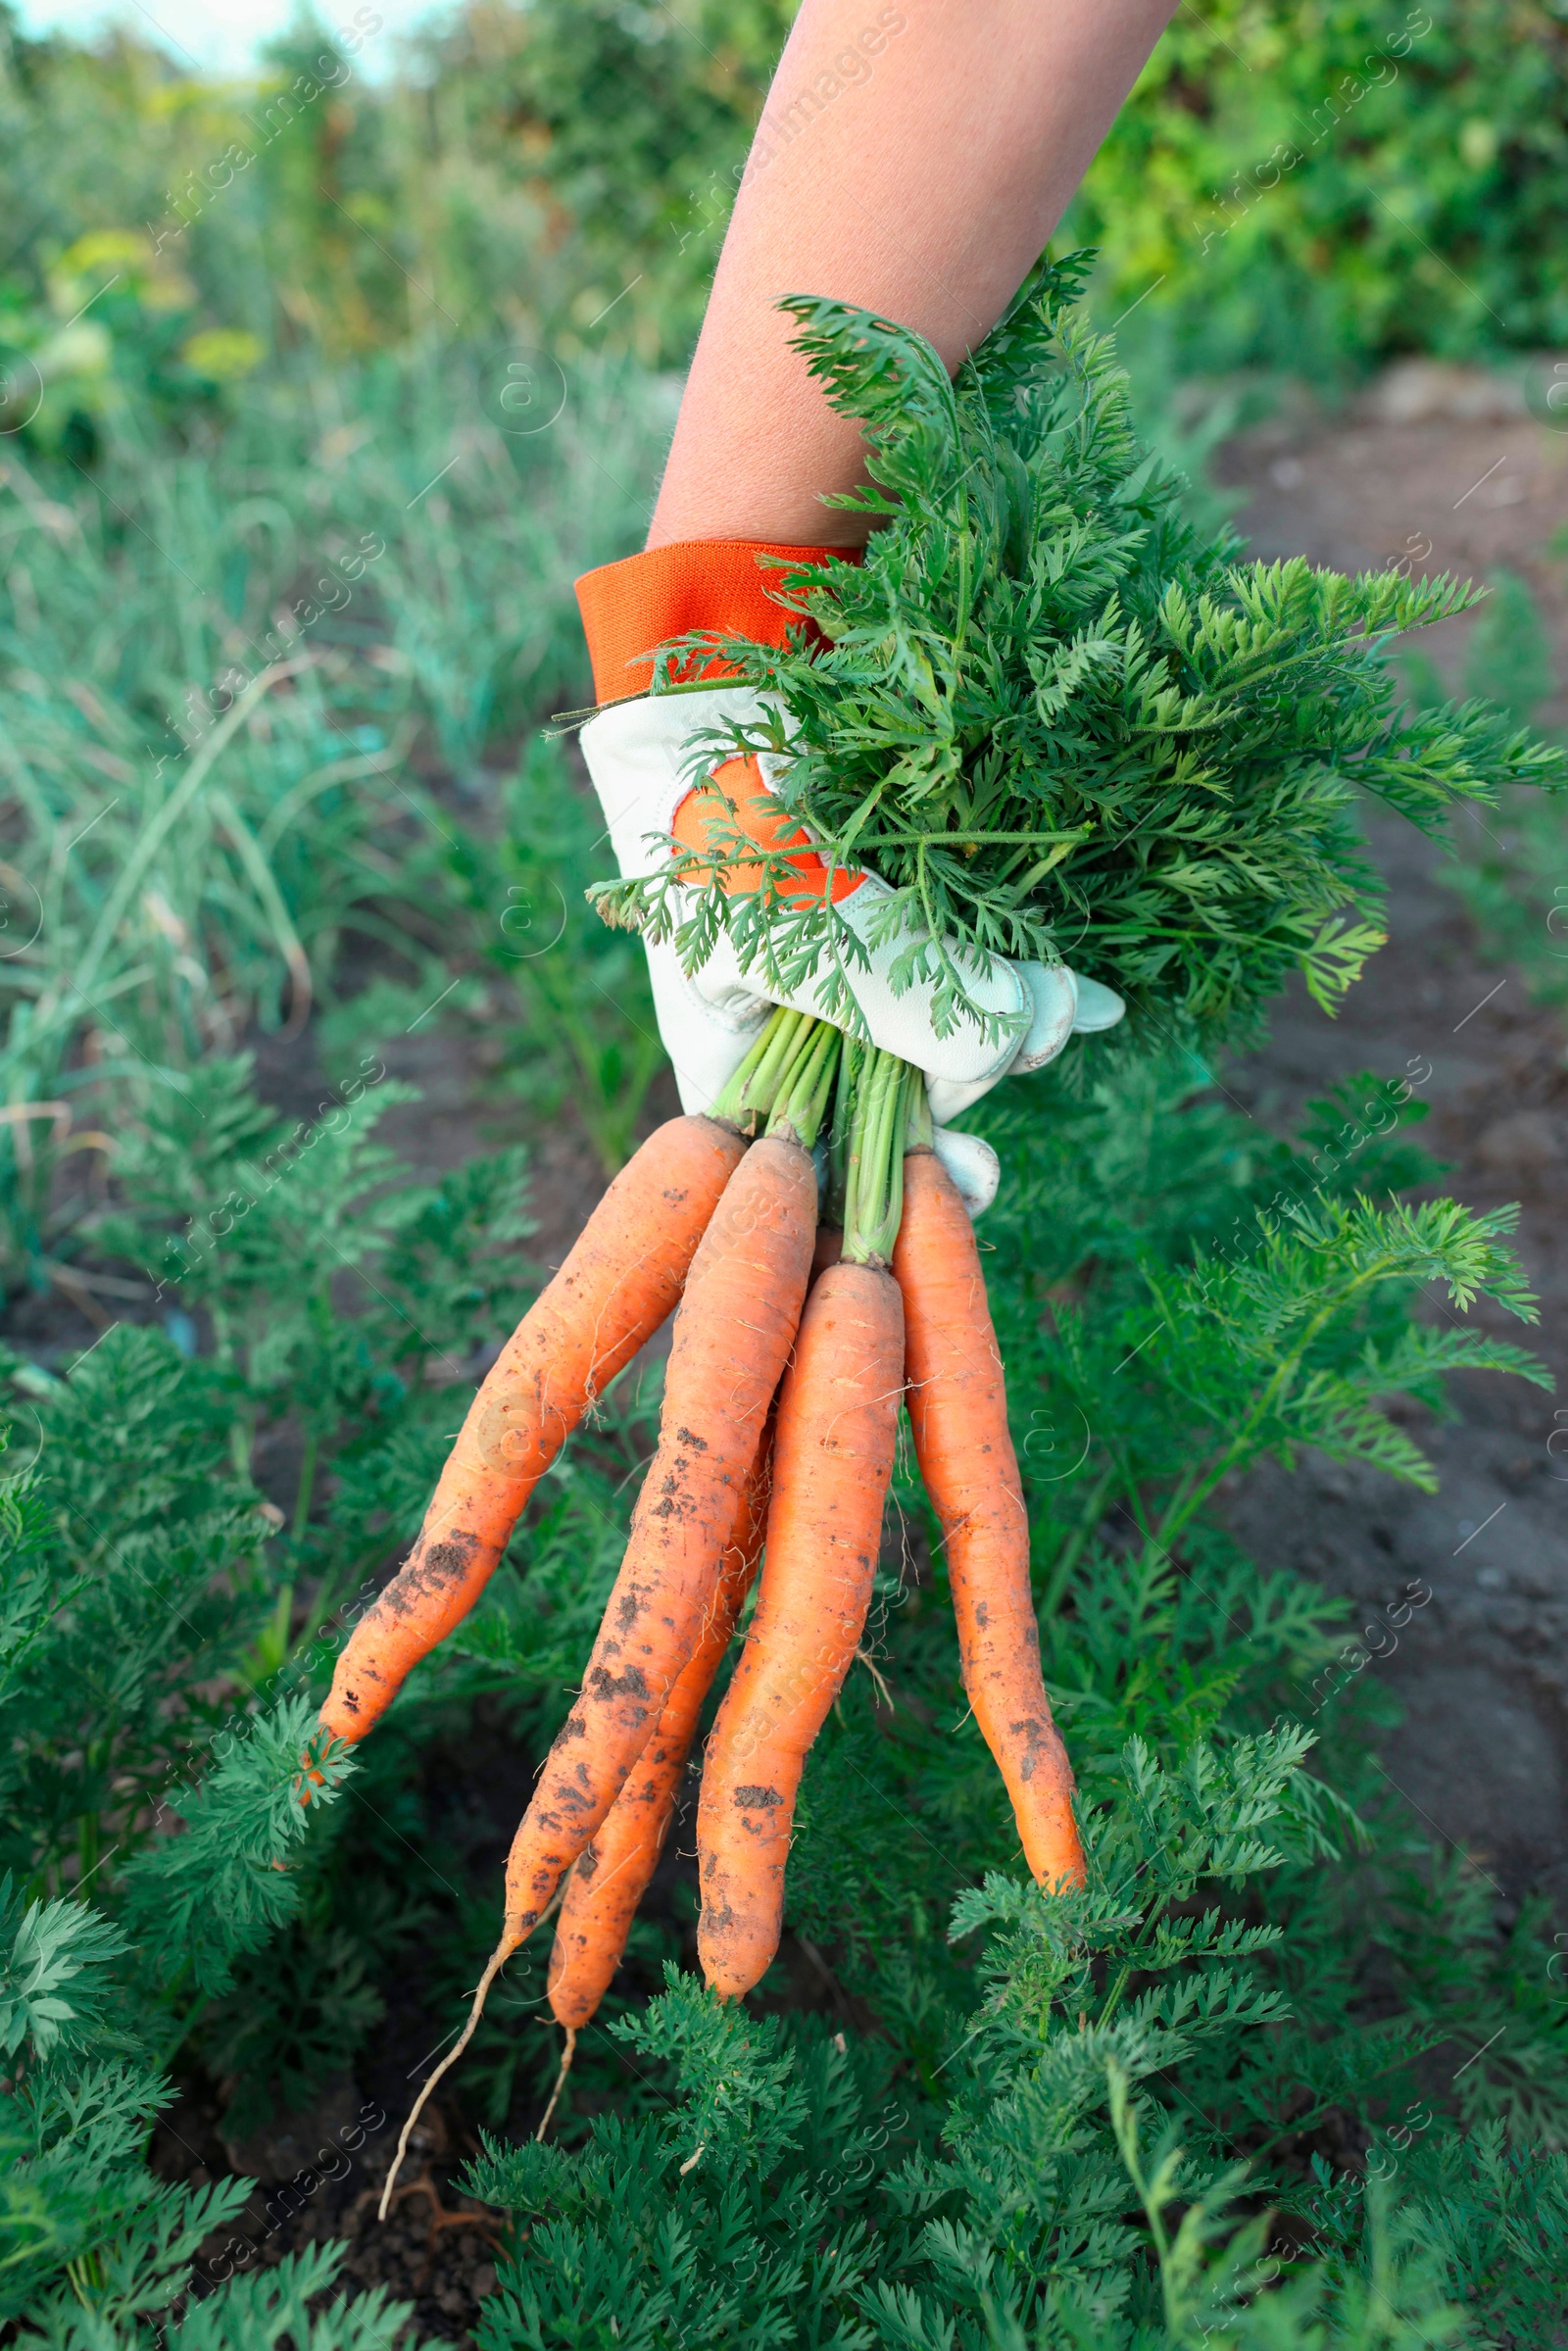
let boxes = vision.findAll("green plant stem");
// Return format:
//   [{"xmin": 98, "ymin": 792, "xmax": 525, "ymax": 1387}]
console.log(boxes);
[
  {"xmin": 710, "ymin": 1006, "xmax": 804, "ymax": 1133},
  {"xmin": 291, "ymin": 1429, "xmax": 318, "ymax": 1544},
  {"xmin": 843, "ymin": 1049, "xmax": 915, "ymax": 1267},
  {"xmin": 76, "ymin": 1803, "xmax": 99, "ymax": 1895},
  {"xmin": 1036, "ymin": 1459, "xmax": 1116, "ymax": 1621},
  {"xmin": 826, "ymin": 1033, "xmax": 861, "ymax": 1226},
  {"xmin": 1147, "ymin": 1249, "xmax": 1403, "ymax": 1558},
  {"xmin": 765, "ymin": 1017, "xmax": 841, "ymax": 1150}
]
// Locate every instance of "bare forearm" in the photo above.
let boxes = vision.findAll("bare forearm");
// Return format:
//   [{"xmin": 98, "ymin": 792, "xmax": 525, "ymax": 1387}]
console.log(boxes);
[{"xmin": 648, "ymin": 0, "xmax": 1175, "ymax": 548}]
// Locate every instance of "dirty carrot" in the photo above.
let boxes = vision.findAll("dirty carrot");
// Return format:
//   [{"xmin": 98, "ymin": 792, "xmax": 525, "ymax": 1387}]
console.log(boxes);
[
  {"xmin": 380, "ymin": 1016, "xmax": 835, "ymax": 2205},
  {"xmin": 697, "ymin": 1049, "xmax": 909, "ymax": 2001},
  {"xmin": 501, "ymin": 1029, "xmax": 834, "ymax": 1943},
  {"xmin": 544, "ymin": 1431, "xmax": 773, "ymax": 2038},
  {"xmin": 319, "ymin": 1112, "xmax": 746, "ymax": 1744},
  {"xmin": 893, "ymin": 1141, "xmax": 1083, "ymax": 1892}
]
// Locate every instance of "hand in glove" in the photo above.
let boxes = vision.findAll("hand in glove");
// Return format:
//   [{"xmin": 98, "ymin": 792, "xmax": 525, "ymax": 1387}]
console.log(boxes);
[{"xmin": 575, "ymin": 541, "xmax": 1123, "ymax": 1214}]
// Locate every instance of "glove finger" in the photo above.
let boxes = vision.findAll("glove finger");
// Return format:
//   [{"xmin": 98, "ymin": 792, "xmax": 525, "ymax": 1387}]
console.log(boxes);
[
  {"xmin": 1008, "ymin": 961, "xmax": 1079, "ymax": 1074},
  {"xmin": 929, "ymin": 1127, "xmax": 1001, "ymax": 1221},
  {"xmin": 1068, "ymin": 972, "xmax": 1125, "ymax": 1031},
  {"xmin": 925, "ymin": 1070, "xmax": 998, "ymax": 1124}
]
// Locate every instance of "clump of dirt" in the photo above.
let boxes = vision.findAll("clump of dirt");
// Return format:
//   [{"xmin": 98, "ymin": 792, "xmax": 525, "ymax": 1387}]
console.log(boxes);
[{"xmin": 153, "ymin": 2072, "xmax": 503, "ymax": 2343}]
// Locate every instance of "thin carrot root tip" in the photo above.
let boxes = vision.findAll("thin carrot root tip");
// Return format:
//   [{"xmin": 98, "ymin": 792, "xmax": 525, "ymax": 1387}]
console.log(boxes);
[
  {"xmin": 536, "ymin": 2027, "xmax": 577, "ymax": 2142},
  {"xmin": 377, "ymin": 1928, "xmax": 523, "ymax": 2222}
]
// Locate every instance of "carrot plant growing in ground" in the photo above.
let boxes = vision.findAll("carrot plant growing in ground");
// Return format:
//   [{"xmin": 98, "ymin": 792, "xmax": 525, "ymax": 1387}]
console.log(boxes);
[{"xmin": 1, "ymin": 1044, "xmax": 1567, "ymax": 2342}]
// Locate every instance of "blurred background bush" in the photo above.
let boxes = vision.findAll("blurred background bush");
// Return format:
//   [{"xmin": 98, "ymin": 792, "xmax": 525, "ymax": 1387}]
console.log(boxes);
[{"xmin": 3, "ymin": 0, "xmax": 1566, "ymax": 445}]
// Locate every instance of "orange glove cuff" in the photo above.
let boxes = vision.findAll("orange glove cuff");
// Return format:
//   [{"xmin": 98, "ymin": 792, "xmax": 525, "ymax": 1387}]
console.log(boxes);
[{"xmin": 574, "ymin": 537, "xmax": 858, "ymax": 705}]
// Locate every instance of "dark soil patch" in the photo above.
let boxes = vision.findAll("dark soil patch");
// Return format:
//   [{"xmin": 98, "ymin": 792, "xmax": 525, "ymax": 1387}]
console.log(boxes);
[{"xmin": 1218, "ymin": 376, "xmax": 1568, "ymax": 1919}]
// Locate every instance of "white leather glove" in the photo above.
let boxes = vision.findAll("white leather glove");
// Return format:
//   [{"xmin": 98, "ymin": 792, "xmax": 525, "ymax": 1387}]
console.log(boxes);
[{"xmin": 580, "ymin": 686, "xmax": 1123, "ymax": 1216}]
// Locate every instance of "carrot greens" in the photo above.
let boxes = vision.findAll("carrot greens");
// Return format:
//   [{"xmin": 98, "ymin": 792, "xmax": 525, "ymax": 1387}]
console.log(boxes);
[{"xmin": 593, "ymin": 253, "xmax": 1564, "ymax": 1045}]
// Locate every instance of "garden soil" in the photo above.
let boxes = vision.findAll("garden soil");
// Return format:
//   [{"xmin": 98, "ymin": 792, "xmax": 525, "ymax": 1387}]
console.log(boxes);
[
  {"xmin": 152, "ymin": 372, "xmax": 1568, "ymax": 2338},
  {"xmin": 1216, "ymin": 374, "xmax": 1568, "ymax": 1927}
]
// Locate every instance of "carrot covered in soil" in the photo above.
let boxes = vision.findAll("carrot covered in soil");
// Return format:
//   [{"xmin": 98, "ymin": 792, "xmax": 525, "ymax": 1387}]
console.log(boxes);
[
  {"xmin": 379, "ymin": 1014, "xmax": 836, "ymax": 2208},
  {"xmin": 893, "ymin": 1141, "xmax": 1083, "ymax": 1892},
  {"xmin": 319, "ymin": 1112, "xmax": 746, "ymax": 1744},
  {"xmin": 697, "ymin": 1049, "xmax": 909, "ymax": 2001},
  {"xmin": 501, "ymin": 1023, "xmax": 837, "ymax": 1945},
  {"xmin": 546, "ymin": 1430, "xmax": 774, "ymax": 2033}
]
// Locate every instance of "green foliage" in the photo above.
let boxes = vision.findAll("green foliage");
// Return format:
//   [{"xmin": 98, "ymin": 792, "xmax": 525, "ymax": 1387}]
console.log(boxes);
[
  {"xmin": 1461, "ymin": 565, "xmax": 1554, "ymax": 724},
  {"xmin": 0, "ymin": 1881, "xmax": 125, "ymax": 2060},
  {"xmin": 427, "ymin": 1054, "xmax": 1566, "ymax": 2347},
  {"xmin": 1383, "ymin": 2121, "xmax": 1568, "ymax": 2340},
  {"xmin": 1437, "ymin": 564, "xmax": 1568, "ymax": 1010},
  {"xmin": 201, "ymin": 1924, "xmax": 384, "ymax": 2141},
  {"xmin": 3, "ymin": 0, "xmax": 1566, "ymax": 417},
  {"xmin": 1068, "ymin": 0, "xmax": 1568, "ymax": 372},
  {"xmin": 0, "ymin": 339, "xmax": 662, "ymax": 1299},
  {"xmin": 605, "ymin": 261, "xmax": 1560, "ymax": 1047},
  {"xmin": 0, "ymin": 1334, "xmax": 279, "ymax": 1896},
  {"xmin": 1107, "ymin": 2081, "xmax": 1466, "ymax": 2349},
  {"xmin": 0, "ymin": 1032, "xmax": 1561, "ymax": 2340},
  {"xmin": 118, "ymin": 1699, "xmax": 355, "ymax": 1997},
  {"xmin": 419, "ymin": 0, "xmax": 794, "ymax": 366},
  {"xmin": 0, "ymin": 1400, "xmax": 416, "ymax": 2341},
  {"xmin": 452, "ymin": 1707, "xmax": 1500, "ymax": 2345},
  {"xmin": 414, "ymin": 733, "xmax": 663, "ymax": 1172},
  {"xmin": 0, "ymin": 1836, "xmax": 428, "ymax": 2350}
]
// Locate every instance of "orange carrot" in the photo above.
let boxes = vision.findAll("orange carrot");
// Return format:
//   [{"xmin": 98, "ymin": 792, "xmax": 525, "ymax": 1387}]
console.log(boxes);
[
  {"xmin": 378, "ymin": 1020, "xmax": 843, "ymax": 2215},
  {"xmin": 379, "ymin": 1135, "xmax": 815, "ymax": 2213},
  {"xmin": 893, "ymin": 1147, "xmax": 1083, "ymax": 1892},
  {"xmin": 697, "ymin": 1257, "xmax": 905, "ymax": 1999},
  {"xmin": 546, "ymin": 1434, "xmax": 773, "ymax": 2033},
  {"xmin": 319, "ymin": 1114, "xmax": 746, "ymax": 1744},
  {"xmin": 501, "ymin": 1131, "xmax": 814, "ymax": 1944}
]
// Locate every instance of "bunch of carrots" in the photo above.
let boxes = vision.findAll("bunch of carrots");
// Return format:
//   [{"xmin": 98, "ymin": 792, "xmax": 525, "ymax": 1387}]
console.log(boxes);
[
  {"xmin": 315, "ymin": 1004, "xmax": 1078, "ymax": 2195},
  {"xmin": 301, "ymin": 262, "xmax": 1551, "ymax": 2200},
  {"xmin": 302, "ymin": 260, "xmax": 1563, "ymax": 2200}
]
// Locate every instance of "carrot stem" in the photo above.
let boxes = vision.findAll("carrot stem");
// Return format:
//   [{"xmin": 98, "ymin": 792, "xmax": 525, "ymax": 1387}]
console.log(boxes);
[
  {"xmin": 711, "ymin": 1006, "xmax": 804, "ymax": 1132},
  {"xmin": 827, "ymin": 1033, "xmax": 861, "ymax": 1225},
  {"xmin": 844, "ymin": 1049, "xmax": 913, "ymax": 1268},
  {"xmin": 766, "ymin": 1017, "xmax": 841, "ymax": 1150}
]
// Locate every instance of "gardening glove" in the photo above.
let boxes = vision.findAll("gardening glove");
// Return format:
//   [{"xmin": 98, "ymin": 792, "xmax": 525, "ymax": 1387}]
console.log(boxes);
[{"xmin": 576, "ymin": 542, "xmax": 1124, "ymax": 1217}]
